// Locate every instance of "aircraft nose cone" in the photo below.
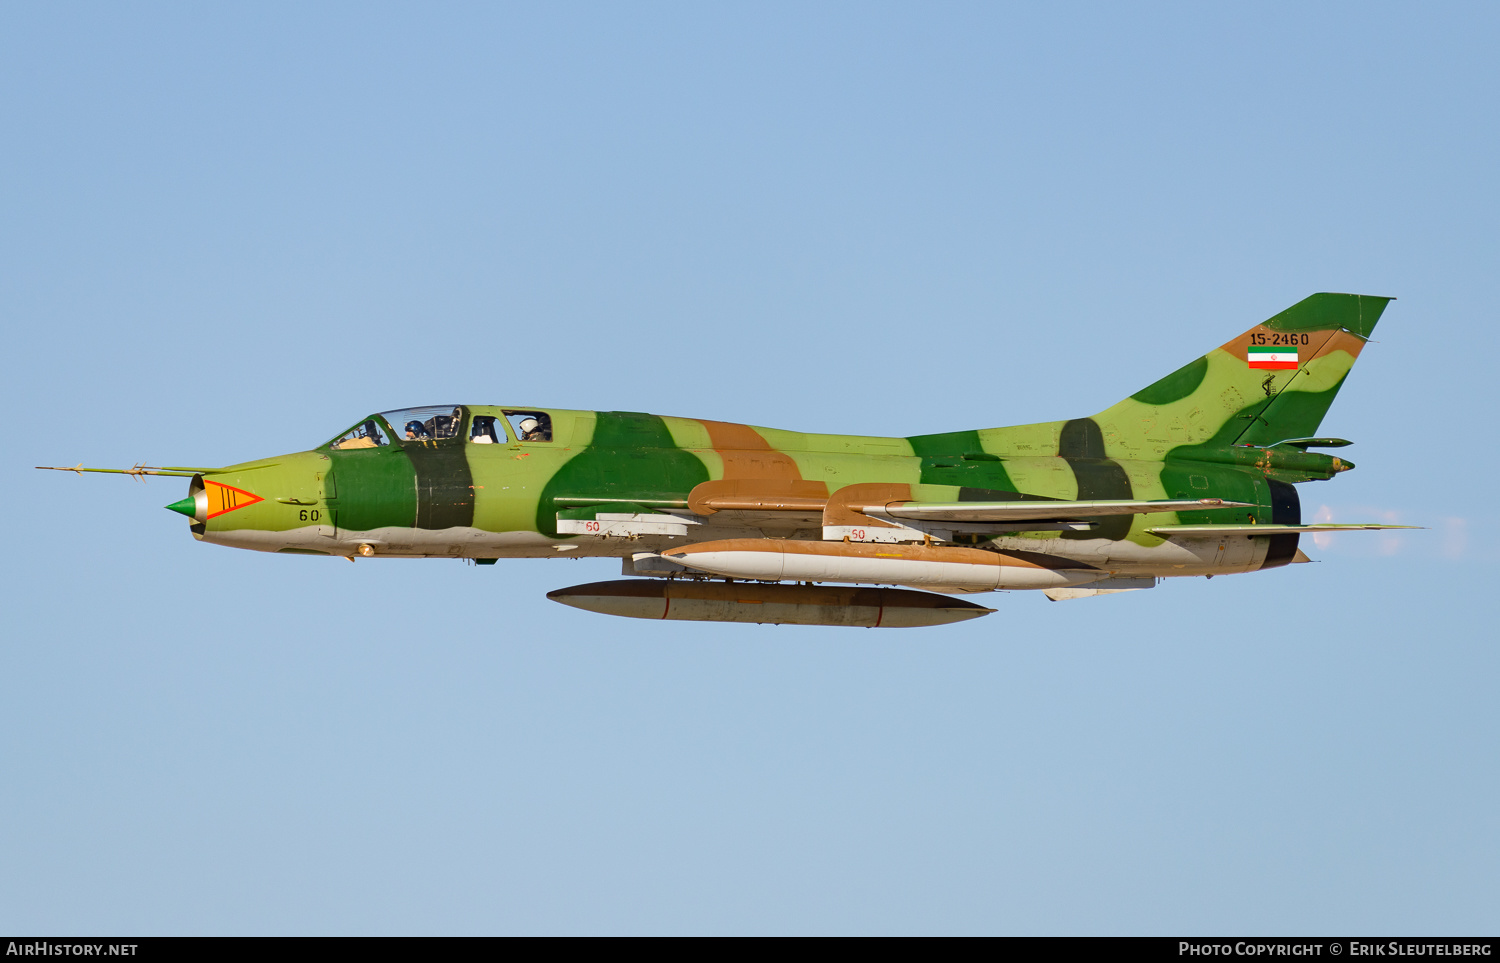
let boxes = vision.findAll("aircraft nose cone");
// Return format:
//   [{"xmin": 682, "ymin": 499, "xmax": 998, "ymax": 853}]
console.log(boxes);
[{"xmin": 164, "ymin": 497, "xmax": 197, "ymax": 518}]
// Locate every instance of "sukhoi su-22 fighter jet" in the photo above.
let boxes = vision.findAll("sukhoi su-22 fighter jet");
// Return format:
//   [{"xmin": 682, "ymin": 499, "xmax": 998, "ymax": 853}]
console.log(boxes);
[{"xmin": 43, "ymin": 293, "xmax": 1414, "ymax": 627}]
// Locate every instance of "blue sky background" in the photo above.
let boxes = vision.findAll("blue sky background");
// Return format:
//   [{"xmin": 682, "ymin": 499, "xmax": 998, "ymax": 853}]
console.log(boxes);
[{"xmin": 2, "ymin": 2, "xmax": 1496, "ymax": 935}]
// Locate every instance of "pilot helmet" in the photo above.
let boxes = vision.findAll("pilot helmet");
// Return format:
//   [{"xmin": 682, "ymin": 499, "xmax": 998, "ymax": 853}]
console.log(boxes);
[
  {"xmin": 405, "ymin": 420, "xmax": 424, "ymax": 436},
  {"xmin": 518, "ymin": 417, "xmax": 539, "ymax": 435}
]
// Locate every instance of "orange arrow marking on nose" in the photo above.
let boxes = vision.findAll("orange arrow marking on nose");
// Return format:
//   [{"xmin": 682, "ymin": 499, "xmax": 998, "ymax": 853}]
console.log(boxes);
[{"xmin": 204, "ymin": 480, "xmax": 263, "ymax": 519}]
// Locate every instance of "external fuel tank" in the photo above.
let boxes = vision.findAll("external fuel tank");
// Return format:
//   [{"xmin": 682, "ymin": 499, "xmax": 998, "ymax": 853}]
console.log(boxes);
[{"xmin": 547, "ymin": 580, "xmax": 995, "ymax": 627}]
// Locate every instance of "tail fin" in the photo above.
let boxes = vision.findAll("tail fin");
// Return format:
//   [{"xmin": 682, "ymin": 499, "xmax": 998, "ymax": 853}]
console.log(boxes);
[{"xmin": 1093, "ymin": 293, "xmax": 1392, "ymax": 452}]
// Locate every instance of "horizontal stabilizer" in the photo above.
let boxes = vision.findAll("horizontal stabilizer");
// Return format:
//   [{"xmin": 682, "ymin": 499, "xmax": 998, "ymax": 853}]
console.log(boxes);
[
  {"xmin": 1149, "ymin": 523, "xmax": 1421, "ymax": 536},
  {"xmin": 866, "ymin": 498, "xmax": 1253, "ymax": 523},
  {"xmin": 1269, "ymin": 437, "xmax": 1354, "ymax": 450}
]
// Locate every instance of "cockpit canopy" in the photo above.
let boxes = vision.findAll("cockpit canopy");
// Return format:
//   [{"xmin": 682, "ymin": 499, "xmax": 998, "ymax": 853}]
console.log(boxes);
[
  {"xmin": 327, "ymin": 417, "xmax": 391, "ymax": 450},
  {"xmin": 386, "ymin": 406, "xmax": 464, "ymax": 442},
  {"xmin": 324, "ymin": 406, "xmax": 555, "ymax": 450},
  {"xmin": 326, "ymin": 406, "xmax": 461, "ymax": 450}
]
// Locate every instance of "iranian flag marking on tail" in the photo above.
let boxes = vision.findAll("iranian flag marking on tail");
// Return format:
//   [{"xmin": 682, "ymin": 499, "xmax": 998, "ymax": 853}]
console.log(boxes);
[{"xmin": 1248, "ymin": 345, "xmax": 1299, "ymax": 370}]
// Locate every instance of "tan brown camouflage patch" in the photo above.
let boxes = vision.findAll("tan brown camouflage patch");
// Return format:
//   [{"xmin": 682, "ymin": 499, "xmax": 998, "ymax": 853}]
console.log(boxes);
[{"xmin": 822, "ymin": 483, "xmax": 914, "ymax": 529}]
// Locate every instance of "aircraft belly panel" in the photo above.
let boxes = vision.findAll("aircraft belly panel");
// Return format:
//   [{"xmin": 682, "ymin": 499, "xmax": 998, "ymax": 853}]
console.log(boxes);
[
  {"xmin": 334, "ymin": 527, "xmax": 584, "ymax": 557},
  {"xmin": 201, "ymin": 525, "xmax": 345, "ymax": 554}
]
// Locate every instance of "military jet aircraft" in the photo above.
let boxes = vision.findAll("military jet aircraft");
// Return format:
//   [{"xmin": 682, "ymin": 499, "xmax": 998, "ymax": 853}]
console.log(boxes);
[{"xmin": 42, "ymin": 293, "xmax": 1414, "ymax": 627}]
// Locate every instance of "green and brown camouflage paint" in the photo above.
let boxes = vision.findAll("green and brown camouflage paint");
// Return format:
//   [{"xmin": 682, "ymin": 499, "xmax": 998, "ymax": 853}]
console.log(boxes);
[{"xmin": 186, "ymin": 293, "xmax": 1389, "ymax": 580}]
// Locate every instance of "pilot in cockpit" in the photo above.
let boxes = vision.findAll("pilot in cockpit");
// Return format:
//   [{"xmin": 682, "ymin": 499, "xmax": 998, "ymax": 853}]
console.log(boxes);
[
  {"xmin": 405, "ymin": 420, "xmax": 429, "ymax": 440},
  {"xmin": 517, "ymin": 417, "xmax": 546, "ymax": 442}
]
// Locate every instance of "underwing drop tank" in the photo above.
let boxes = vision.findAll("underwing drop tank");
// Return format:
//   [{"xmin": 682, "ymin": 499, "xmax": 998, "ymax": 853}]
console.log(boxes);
[
  {"xmin": 547, "ymin": 580, "xmax": 995, "ymax": 627},
  {"xmin": 661, "ymin": 538, "xmax": 1104, "ymax": 593}
]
